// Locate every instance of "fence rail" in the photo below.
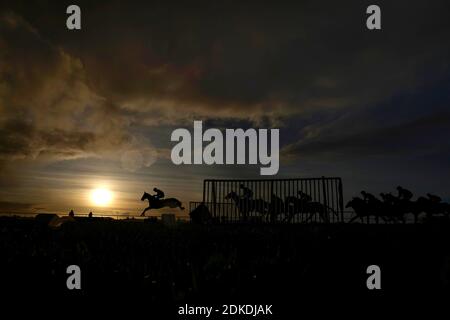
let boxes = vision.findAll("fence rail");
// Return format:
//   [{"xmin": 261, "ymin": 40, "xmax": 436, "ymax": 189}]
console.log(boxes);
[{"xmin": 194, "ymin": 177, "xmax": 344, "ymax": 223}]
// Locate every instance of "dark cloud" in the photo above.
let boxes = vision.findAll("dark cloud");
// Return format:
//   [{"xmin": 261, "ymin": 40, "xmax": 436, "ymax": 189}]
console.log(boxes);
[
  {"xmin": 2, "ymin": 1, "xmax": 450, "ymax": 125},
  {"xmin": 0, "ymin": 119, "xmax": 34, "ymax": 158},
  {"xmin": 0, "ymin": 11, "xmax": 139, "ymax": 162},
  {"xmin": 4, "ymin": 0, "xmax": 450, "ymax": 126},
  {"xmin": 282, "ymin": 112, "xmax": 450, "ymax": 160}
]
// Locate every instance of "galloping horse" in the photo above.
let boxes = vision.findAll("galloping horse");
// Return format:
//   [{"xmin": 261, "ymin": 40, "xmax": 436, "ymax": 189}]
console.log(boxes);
[
  {"xmin": 225, "ymin": 191, "xmax": 269, "ymax": 221},
  {"xmin": 346, "ymin": 197, "xmax": 387, "ymax": 223},
  {"xmin": 284, "ymin": 191, "xmax": 332, "ymax": 223},
  {"xmin": 140, "ymin": 191, "xmax": 184, "ymax": 216}
]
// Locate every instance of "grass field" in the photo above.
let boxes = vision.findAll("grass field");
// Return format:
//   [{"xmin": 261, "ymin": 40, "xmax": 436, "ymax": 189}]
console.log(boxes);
[{"xmin": 1, "ymin": 216, "xmax": 449, "ymax": 313}]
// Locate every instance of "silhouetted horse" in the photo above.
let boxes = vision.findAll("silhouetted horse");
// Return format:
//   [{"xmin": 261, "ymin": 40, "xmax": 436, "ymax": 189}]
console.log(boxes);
[
  {"xmin": 397, "ymin": 186, "xmax": 413, "ymax": 201},
  {"xmin": 268, "ymin": 194, "xmax": 284, "ymax": 222},
  {"xmin": 284, "ymin": 191, "xmax": 332, "ymax": 223},
  {"xmin": 346, "ymin": 197, "xmax": 387, "ymax": 223},
  {"xmin": 284, "ymin": 195, "xmax": 303, "ymax": 219},
  {"xmin": 379, "ymin": 193, "xmax": 406, "ymax": 223},
  {"xmin": 421, "ymin": 194, "xmax": 449, "ymax": 221},
  {"xmin": 303, "ymin": 201, "xmax": 331, "ymax": 223},
  {"xmin": 140, "ymin": 191, "xmax": 184, "ymax": 216},
  {"xmin": 225, "ymin": 191, "xmax": 269, "ymax": 221},
  {"xmin": 360, "ymin": 191, "xmax": 385, "ymax": 223},
  {"xmin": 347, "ymin": 187, "xmax": 449, "ymax": 224}
]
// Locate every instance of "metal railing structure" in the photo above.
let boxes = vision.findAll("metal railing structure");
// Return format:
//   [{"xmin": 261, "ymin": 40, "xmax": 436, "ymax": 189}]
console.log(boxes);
[{"xmin": 191, "ymin": 177, "xmax": 344, "ymax": 223}]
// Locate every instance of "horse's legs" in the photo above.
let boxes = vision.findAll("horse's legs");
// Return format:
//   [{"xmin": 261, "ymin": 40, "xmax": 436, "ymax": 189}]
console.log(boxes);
[
  {"xmin": 319, "ymin": 208, "xmax": 329, "ymax": 223},
  {"xmin": 140, "ymin": 206, "xmax": 151, "ymax": 217},
  {"xmin": 283, "ymin": 209, "xmax": 291, "ymax": 222},
  {"xmin": 305, "ymin": 212, "xmax": 314, "ymax": 223},
  {"xmin": 288, "ymin": 212, "xmax": 295, "ymax": 223}
]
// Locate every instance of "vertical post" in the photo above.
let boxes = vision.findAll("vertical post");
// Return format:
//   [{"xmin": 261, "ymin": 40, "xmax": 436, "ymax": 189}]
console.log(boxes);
[
  {"xmin": 322, "ymin": 176, "xmax": 330, "ymax": 222},
  {"xmin": 212, "ymin": 180, "xmax": 217, "ymax": 219},
  {"xmin": 321, "ymin": 176, "xmax": 328, "ymax": 223},
  {"xmin": 338, "ymin": 178, "xmax": 344, "ymax": 223},
  {"xmin": 202, "ymin": 180, "xmax": 206, "ymax": 203},
  {"xmin": 226, "ymin": 181, "xmax": 229, "ymax": 222}
]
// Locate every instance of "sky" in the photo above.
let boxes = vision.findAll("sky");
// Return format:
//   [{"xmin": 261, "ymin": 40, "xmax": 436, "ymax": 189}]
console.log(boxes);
[{"xmin": 0, "ymin": 0, "xmax": 450, "ymax": 216}]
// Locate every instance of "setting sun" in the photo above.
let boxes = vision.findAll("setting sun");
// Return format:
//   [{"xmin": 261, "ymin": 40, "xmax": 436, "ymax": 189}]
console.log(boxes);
[{"xmin": 91, "ymin": 188, "xmax": 113, "ymax": 206}]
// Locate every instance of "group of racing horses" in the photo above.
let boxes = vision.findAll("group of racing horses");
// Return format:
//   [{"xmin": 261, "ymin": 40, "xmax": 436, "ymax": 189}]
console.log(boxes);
[
  {"xmin": 191, "ymin": 185, "xmax": 449, "ymax": 224},
  {"xmin": 346, "ymin": 186, "xmax": 450, "ymax": 223},
  {"xmin": 222, "ymin": 185, "xmax": 337, "ymax": 223}
]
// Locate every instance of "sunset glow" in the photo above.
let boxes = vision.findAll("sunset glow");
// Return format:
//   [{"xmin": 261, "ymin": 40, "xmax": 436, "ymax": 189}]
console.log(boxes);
[{"xmin": 91, "ymin": 188, "xmax": 113, "ymax": 207}]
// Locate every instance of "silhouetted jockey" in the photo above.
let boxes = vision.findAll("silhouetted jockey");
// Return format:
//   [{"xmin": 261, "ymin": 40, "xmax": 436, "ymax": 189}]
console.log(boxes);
[
  {"xmin": 397, "ymin": 186, "xmax": 413, "ymax": 201},
  {"xmin": 361, "ymin": 191, "xmax": 382, "ymax": 222},
  {"xmin": 153, "ymin": 188, "xmax": 165, "ymax": 200},
  {"xmin": 361, "ymin": 191, "xmax": 377, "ymax": 203},
  {"xmin": 380, "ymin": 192, "xmax": 397, "ymax": 204},
  {"xmin": 240, "ymin": 184, "xmax": 253, "ymax": 199},
  {"xmin": 427, "ymin": 193, "xmax": 441, "ymax": 203},
  {"xmin": 298, "ymin": 191, "xmax": 312, "ymax": 202},
  {"xmin": 69, "ymin": 210, "xmax": 75, "ymax": 217}
]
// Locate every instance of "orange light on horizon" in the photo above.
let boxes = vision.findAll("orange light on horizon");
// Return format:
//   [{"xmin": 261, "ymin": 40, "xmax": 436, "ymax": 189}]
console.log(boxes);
[{"xmin": 90, "ymin": 188, "xmax": 113, "ymax": 207}]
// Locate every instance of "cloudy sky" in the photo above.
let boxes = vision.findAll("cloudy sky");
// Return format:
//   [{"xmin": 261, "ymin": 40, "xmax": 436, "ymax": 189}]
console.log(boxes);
[{"xmin": 1, "ymin": 0, "xmax": 450, "ymax": 216}]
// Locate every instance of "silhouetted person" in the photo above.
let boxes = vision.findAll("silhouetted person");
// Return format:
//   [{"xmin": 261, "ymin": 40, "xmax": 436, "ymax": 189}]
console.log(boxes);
[
  {"xmin": 69, "ymin": 210, "xmax": 75, "ymax": 217},
  {"xmin": 88, "ymin": 211, "xmax": 93, "ymax": 218},
  {"xmin": 240, "ymin": 184, "xmax": 253, "ymax": 199},
  {"xmin": 380, "ymin": 192, "xmax": 396, "ymax": 204},
  {"xmin": 361, "ymin": 191, "xmax": 377, "ymax": 203},
  {"xmin": 298, "ymin": 191, "xmax": 312, "ymax": 202},
  {"xmin": 153, "ymin": 188, "xmax": 165, "ymax": 200},
  {"xmin": 397, "ymin": 186, "xmax": 413, "ymax": 201},
  {"xmin": 361, "ymin": 191, "xmax": 382, "ymax": 223}
]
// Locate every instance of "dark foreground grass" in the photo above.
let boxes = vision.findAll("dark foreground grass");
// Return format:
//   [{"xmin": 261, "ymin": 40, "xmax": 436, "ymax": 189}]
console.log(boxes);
[{"xmin": 0, "ymin": 216, "xmax": 449, "ymax": 315}]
